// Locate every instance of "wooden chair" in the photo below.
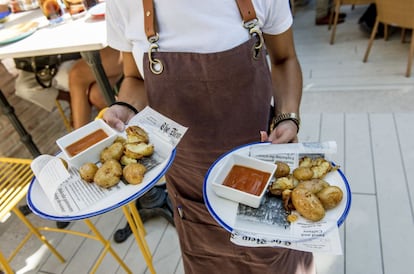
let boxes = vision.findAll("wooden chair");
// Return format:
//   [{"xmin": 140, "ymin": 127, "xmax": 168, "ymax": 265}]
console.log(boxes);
[
  {"xmin": 0, "ymin": 157, "xmax": 65, "ymax": 273},
  {"xmin": 363, "ymin": 0, "xmax": 414, "ymax": 77},
  {"xmin": 329, "ymin": 0, "xmax": 374, "ymax": 44}
]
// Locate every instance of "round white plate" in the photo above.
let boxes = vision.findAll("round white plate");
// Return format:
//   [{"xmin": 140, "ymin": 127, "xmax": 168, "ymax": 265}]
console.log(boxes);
[
  {"xmin": 0, "ymin": 21, "xmax": 38, "ymax": 45},
  {"xmin": 203, "ymin": 142, "xmax": 351, "ymax": 234}
]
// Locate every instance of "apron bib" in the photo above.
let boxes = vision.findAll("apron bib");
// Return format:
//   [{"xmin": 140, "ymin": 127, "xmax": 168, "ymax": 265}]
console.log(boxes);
[{"xmin": 140, "ymin": 1, "xmax": 315, "ymax": 273}]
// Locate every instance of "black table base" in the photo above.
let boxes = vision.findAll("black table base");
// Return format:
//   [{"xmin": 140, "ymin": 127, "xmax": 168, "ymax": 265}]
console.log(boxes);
[
  {"xmin": 0, "ymin": 90, "xmax": 40, "ymax": 157},
  {"xmin": 114, "ymin": 184, "xmax": 174, "ymax": 243}
]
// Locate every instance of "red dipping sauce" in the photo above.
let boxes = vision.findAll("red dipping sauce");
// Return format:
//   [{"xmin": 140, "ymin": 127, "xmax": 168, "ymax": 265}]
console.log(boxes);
[
  {"xmin": 222, "ymin": 165, "xmax": 271, "ymax": 196},
  {"xmin": 65, "ymin": 129, "xmax": 108, "ymax": 157}
]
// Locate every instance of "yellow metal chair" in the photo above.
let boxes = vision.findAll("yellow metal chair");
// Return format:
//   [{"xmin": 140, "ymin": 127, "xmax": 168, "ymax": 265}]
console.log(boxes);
[
  {"xmin": 55, "ymin": 98, "xmax": 72, "ymax": 132},
  {"xmin": 0, "ymin": 157, "xmax": 65, "ymax": 273},
  {"xmin": 0, "ymin": 157, "xmax": 134, "ymax": 273}
]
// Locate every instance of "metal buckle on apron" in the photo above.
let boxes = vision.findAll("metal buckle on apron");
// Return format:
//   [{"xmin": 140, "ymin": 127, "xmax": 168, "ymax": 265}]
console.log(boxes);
[
  {"xmin": 147, "ymin": 34, "xmax": 164, "ymax": 75},
  {"xmin": 243, "ymin": 19, "xmax": 264, "ymax": 60}
]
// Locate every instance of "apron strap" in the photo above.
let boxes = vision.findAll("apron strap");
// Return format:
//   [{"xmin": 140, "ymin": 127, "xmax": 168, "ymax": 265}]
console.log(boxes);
[
  {"xmin": 143, "ymin": 0, "xmax": 157, "ymax": 41},
  {"xmin": 142, "ymin": 0, "xmax": 257, "ymax": 41},
  {"xmin": 235, "ymin": 0, "xmax": 257, "ymax": 24}
]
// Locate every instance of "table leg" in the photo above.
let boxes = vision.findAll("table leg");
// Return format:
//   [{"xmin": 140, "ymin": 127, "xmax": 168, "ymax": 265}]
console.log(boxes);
[
  {"xmin": 80, "ymin": 51, "xmax": 115, "ymax": 106},
  {"xmin": 122, "ymin": 202, "xmax": 156, "ymax": 274},
  {"xmin": 0, "ymin": 89, "xmax": 40, "ymax": 157}
]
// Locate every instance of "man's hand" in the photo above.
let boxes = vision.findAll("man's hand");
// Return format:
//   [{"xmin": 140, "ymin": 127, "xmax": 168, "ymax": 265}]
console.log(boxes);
[
  {"xmin": 260, "ymin": 120, "xmax": 298, "ymax": 144},
  {"xmin": 103, "ymin": 105, "xmax": 136, "ymax": 132}
]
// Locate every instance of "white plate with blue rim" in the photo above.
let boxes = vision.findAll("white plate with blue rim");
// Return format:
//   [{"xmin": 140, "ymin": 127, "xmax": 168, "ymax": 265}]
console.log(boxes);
[
  {"xmin": 203, "ymin": 142, "xmax": 352, "ymax": 241},
  {"xmin": 27, "ymin": 123, "xmax": 176, "ymax": 221}
]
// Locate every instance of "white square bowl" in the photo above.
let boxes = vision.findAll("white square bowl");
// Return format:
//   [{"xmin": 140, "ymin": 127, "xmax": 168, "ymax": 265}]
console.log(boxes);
[
  {"xmin": 211, "ymin": 154, "xmax": 277, "ymax": 208},
  {"xmin": 56, "ymin": 119, "xmax": 118, "ymax": 168}
]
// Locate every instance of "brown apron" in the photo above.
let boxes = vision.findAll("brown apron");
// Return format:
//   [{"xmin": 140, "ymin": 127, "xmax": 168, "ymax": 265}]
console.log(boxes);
[{"xmin": 141, "ymin": 0, "xmax": 315, "ymax": 273}]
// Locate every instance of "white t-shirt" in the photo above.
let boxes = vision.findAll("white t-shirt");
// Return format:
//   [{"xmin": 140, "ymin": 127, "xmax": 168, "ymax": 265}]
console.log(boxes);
[{"xmin": 106, "ymin": 0, "xmax": 292, "ymax": 75}]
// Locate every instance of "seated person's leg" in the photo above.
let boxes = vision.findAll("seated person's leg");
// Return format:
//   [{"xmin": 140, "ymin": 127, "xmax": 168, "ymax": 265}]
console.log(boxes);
[
  {"xmin": 315, "ymin": 0, "xmax": 345, "ymax": 25},
  {"xmin": 69, "ymin": 47, "xmax": 123, "ymax": 129},
  {"xmin": 54, "ymin": 60, "xmax": 77, "ymax": 102},
  {"xmin": 88, "ymin": 82, "xmax": 109, "ymax": 110}
]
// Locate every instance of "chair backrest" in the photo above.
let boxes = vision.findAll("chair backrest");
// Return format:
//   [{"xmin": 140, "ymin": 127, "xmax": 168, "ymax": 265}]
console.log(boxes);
[
  {"xmin": 0, "ymin": 157, "xmax": 33, "ymax": 220},
  {"xmin": 375, "ymin": 0, "xmax": 414, "ymax": 29}
]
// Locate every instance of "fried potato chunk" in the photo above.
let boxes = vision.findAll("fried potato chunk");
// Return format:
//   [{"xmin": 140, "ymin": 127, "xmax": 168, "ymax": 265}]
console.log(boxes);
[
  {"xmin": 79, "ymin": 162, "xmax": 99, "ymax": 182},
  {"xmin": 275, "ymin": 161, "xmax": 290, "ymax": 178},
  {"xmin": 316, "ymin": 185, "xmax": 343, "ymax": 209},
  {"xmin": 123, "ymin": 163, "xmax": 147, "ymax": 185},
  {"xmin": 311, "ymin": 160, "xmax": 332, "ymax": 179},
  {"xmin": 125, "ymin": 126, "xmax": 149, "ymax": 143},
  {"xmin": 299, "ymin": 157, "xmax": 313, "ymax": 168},
  {"xmin": 94, "ymin": 159, "xmax": 122, "ymax": 188},
  {"xmin": 295, "ymin": 179, "xmax": 330, "ymax": 194},
  {"xmin": 269, "ymin": 175, "xmax": 297, "ymax": 196},
  {"xmin": 120, "ymin": 155, "xmax": 138, "ymax": 166},
  {"xmin": 100, "ymin": 142, "xmax": 124, "ymax": 163},
  {"xmin": 292, "ymin": 166, "xmax": 314, "ymax": 180},
  {"xmin": 114, "ymin": 136, "xmax": 127, "ymax": 145},
  {"xmin": 292, "ymin": 187, "xmax": 325, "ymax": 222},
  {"xmin": 124, "ymin": 142, "xmax": 154, "ymax": 159}
]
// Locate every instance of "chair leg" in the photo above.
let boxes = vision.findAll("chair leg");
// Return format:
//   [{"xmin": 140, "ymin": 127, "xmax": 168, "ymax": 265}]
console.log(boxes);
[
  {"xmin": 55, "ymin": 99, "xmax": 72, "ymax": 132},
  {"xmin": 328, "ymin": 5, "xmax": 334, "ymax": 30},
  {"xmin": 11, "ymin": 207, "xmax": 65, "ymax": 264},
  {"xmin": 363, "ymin": 19, "xmax": 380, "ymax": 63},
  {"xmin": 401, "ymin": 28, "xmax": 406, "ymax": 43},
  {"xmin": 384, "ymin": 24, "xmax": 388, "ymax": 41},
  {"xmin": 0, "ymin": 250, "xmax": 14, "ymax": 274},
  {"xmin": 329, "ymin": 2, "xmax": 340, "ymax": 44},
  {"xmin": 406, "ymin": 32, "xmax": 414, "ymax": 77}
]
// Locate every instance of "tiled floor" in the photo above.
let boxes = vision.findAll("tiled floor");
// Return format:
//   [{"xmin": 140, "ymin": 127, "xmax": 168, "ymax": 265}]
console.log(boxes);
[{"xmin": 1, "ymin": 2, "xmax": 414, "ymax": 274}]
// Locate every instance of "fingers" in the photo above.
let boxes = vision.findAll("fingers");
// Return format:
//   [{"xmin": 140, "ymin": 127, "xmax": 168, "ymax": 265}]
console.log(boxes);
[
  {"xmin": 260, "ymin": 131, "xmax": 268, "ymax": 142},
  {"xmin": 266, "ymin": 121, "xmax": 299, "ymax": 144},
  {"xmin": 103, "ymin": 106, "xmax": 129, "ymax": 132}
]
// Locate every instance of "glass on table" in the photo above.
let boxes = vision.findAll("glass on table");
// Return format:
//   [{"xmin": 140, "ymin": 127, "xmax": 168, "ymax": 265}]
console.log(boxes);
[
  {"xmin": 62, "ymin": 0, "xmax": 86, "ymax": 19},
  {"xmin": 82, "ymin": 0, "xmax": 99, "ymax": 10},
  {"xmin": 38, "ymin": 0, "xmax": 64, "ymax": 24},
  {"xmin": 18, "ymin": 0, "xmax": 40, "ymax": 11}
]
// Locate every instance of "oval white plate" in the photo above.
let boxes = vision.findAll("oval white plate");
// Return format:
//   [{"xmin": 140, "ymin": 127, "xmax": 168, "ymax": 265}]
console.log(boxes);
[{"xmin": 28, "ymin": 122, "xmax": 176, "ymax": 221}]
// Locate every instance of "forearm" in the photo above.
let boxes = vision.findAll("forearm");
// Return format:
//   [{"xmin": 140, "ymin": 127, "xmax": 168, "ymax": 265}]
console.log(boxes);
[
  {"xmin": 271, "ymin": 56, "xmax": 303, "ymax": 115},
  {"xmin": 263, "ymin": 29, "xmax": 303, "ymax": 116},
  {"xmin": 116, "ymin": 76, "xmax": 148, "ymax": 112}
]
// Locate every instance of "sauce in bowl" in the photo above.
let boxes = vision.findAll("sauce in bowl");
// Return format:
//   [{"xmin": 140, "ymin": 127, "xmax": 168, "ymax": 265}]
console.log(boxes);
[
  {"xmin": 65, "ymin": 129, "xmax": 108, "ymax": 157},
  {"xmin": 222, "ymin": 165, "xmax": 271, "ymax": 196}
]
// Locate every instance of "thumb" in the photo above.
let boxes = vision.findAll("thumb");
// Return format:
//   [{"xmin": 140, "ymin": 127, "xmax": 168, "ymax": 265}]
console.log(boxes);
[
  {"xmin": 114, "ymin": 120, "xmax": 125, "ymax": 132},
  {"xmin": 260, "ymin": 131, "xmax": 268, "ymax": 142}
]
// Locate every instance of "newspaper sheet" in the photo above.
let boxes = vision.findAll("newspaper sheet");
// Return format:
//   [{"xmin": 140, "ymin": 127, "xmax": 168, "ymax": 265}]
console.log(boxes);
[
  {"xmin": 229, "ymin": 141, "xmax": 345, "ymax": 254},
  {"xmin": 31, "ymin": 106, "xmax": 187, "ymax": 215}
]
